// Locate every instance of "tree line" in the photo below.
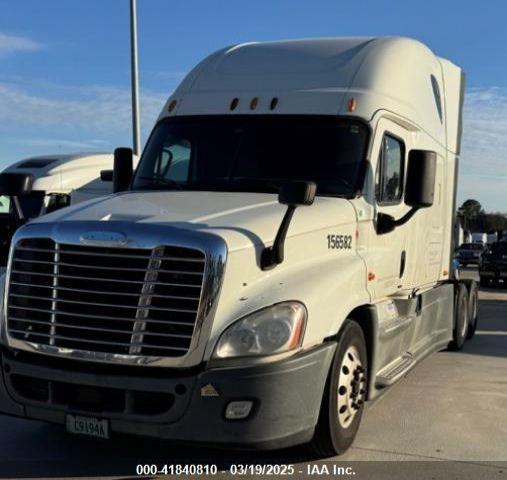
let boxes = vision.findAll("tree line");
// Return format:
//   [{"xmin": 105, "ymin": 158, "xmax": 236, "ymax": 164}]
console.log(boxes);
[{"xmin": 458, "ymin": 199, "xmax": 507, "ymax": 235}]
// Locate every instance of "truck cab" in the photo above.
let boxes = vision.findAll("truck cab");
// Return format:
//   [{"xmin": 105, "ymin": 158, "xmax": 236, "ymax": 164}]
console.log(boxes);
[
  {"xmin": 0, "ymin": 153, "xmax": 121, "ymax": 267},
  {"xmin": 0, "ymin": 37, "xmax": 475, "ymax": 456}
]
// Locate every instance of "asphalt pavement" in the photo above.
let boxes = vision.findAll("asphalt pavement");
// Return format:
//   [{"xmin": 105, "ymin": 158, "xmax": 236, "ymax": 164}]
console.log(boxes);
[{"xmin": 0, "ymin": 268, "xmax": 505, "ymax": 479}]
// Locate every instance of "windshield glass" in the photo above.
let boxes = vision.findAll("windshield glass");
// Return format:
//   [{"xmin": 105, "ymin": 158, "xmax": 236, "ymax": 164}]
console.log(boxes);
[
  {"xmin": 0, "ymin": 196, "xmax": 12, "ymax": 215},
  {"xmin": 133, "ymin": 116, "xmax": 369, "ymax": 196},
  {"xmin": 490, "ymin": 242, "xmax": 507, "ymax": 254},
  {"xmin": 17, "ymin": 192, "xmax": 45, "ymax": 219}
]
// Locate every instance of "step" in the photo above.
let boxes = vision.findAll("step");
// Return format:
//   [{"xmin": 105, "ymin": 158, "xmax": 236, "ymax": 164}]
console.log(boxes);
[{"xmin": 375, "ymin": 353, "xmax": 415, "ymax": 387}]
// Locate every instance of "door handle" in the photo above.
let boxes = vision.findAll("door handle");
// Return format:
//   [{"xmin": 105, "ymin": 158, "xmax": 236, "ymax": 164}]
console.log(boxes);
[{"xmin": 400, "ymin": 250, "xmax": 406, "ymax": 278}]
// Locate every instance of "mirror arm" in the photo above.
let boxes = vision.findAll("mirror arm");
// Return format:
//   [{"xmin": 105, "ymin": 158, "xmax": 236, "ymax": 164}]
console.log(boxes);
[
  {"xmin": 392, "ymin": 206, "xmax": 419, "ymax": 227},
  {"xmin": 377, "ymin": 207, "xmax": 420, "ymax": 235},
  {"xmin": 261, "ymin": 205, "xmax": 296, "ymax": 270}
]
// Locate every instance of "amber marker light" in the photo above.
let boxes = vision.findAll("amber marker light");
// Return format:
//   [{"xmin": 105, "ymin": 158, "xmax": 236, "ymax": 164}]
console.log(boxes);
[
  {"xmin": 230, "ymin": 97, "xmax": 239, "ymax": 111},
  {"xmin": 347, "ymin": 98, "xmax": 357, "ymax": 112},
  {"xmin": 368, "ymin": 272, "xmax": 376, "ymax": 281},
  {"xmin": 168, "ymin": 99, "xmax": 177, "ymax": 112}
]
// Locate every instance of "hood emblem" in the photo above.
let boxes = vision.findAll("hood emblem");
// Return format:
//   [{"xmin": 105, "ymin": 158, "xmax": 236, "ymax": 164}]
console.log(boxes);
[{"xmin": 80, "ymin": 231, "xmax": 127, "ymax": 247}]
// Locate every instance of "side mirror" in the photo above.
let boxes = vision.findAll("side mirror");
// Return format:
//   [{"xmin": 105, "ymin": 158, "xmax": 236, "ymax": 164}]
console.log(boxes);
[
  {"xmin": 377, "ymin": 150, "xmax": 436, "ymax": 235},
  {"xmin": 261, "ymin": 181, "xmax": 316, "ymax": 270},
  {"xmin": 405, "ymin": 150, "xmax": 436, "ymax": 208},
  {"xmin": 113, "ymin": 147, "xmax": 133, "ymax": 193},
  {"xmin": 279, "ymin": 181, "xmax": 317, "ymax": 207},
  {"xmin": 100, "ymin": 170, "xmax": 113, "ymax": 182},
  {"xmin": 0, "ymin": 173, "xmax": 34, "ymax": 196}
]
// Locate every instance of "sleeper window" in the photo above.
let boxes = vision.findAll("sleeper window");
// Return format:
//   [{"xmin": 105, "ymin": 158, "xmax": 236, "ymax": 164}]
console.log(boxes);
[{"xmin": 376, "ymin": 135, "xmax": 405, "ymax": 204}]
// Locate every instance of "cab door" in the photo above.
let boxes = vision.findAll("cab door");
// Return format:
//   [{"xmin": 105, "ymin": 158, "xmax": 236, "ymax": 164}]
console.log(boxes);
[{"xmin": 369, "ymin": 118, "xmax": 413, "ymax": 298}]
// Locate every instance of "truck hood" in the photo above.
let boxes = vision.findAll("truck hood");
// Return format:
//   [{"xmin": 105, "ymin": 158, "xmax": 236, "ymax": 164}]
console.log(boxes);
[{"xmin": 32, "ymin": 191, "xmax": 357, "ymax": 252}]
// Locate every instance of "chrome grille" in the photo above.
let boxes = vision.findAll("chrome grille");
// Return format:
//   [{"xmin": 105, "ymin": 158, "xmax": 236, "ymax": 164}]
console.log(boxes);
[{"xmin": 7, "ymin": 238, "xmax": 205, "ymax": 357}]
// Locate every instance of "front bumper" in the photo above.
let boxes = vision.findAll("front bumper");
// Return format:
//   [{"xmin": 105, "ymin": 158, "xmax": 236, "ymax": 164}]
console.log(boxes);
[
  {"xmin": 458, "ymin": 256, "xmax": 480, "ymax": 264},
  {"xmin": 0, "ymin": 343, "xmax": 336, "ymax": 449},
  {"xmin": 480, "ymin": 269, "xmax": 507, "ymax": 279}
]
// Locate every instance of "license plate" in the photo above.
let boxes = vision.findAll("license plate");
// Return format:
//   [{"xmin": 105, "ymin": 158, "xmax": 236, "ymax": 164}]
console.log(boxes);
[{"xmin": 66, "ymin": 414, "xmax": 109, "ymax": 439}]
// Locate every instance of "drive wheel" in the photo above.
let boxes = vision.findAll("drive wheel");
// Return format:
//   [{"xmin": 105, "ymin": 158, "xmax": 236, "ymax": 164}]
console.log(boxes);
[
  {"xmin": 308, "ymin": 320, "xmax": 367, "ymax": 457},
  {"xmin": 466, "ymin": 281, "xmax": 479, "ymax": 339},
  {"xmin": 448, "ymin": 283, "xmax": 468, "ymax": 350}
]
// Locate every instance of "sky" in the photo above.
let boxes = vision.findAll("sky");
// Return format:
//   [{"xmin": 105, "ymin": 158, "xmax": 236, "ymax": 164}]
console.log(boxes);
[{"xmin": 0, "ymin": 0, "xmax": 506, "ymax": 211}]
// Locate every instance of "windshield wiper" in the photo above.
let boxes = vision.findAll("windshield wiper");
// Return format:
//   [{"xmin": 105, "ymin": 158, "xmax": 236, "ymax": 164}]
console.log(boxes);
[{"xmin": 136, "ymin": 175, "xmax": 183, "ymax": 190}]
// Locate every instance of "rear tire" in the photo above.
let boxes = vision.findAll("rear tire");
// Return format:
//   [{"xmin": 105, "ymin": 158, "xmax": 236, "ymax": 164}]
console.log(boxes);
[
  {"xmin": 448, "ymin": 283, "xmax": 468, "ymax": 350},
  {"xmin": 479, "ymin": 276, "xmax": 489, "ymax": 288},
  {"xmin": 308, "ymin": 320, "xmax": 367, "ymax": 457},
  {"xmin": 466, "ymin": 281, "xmax": 478, "ymax": 339}
]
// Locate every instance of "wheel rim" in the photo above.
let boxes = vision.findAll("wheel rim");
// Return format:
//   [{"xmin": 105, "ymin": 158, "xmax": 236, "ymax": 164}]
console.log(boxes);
[{"xmin": 337, "ymin": 345, "xmax": 366, "ymax": 429}]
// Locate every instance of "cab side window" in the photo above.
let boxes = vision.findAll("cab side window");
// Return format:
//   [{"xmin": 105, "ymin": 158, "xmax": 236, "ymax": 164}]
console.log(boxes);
[
  {"xmin": 0, "ymin": 196, "xmax": 11, "ymax": 215},
  {"xmin": 156, "ymin": 139, "xmax": 191, "ymax": 183},
  {"xmin": 376, "ymin": 134, "xmax": 405, "ymax": 204}
]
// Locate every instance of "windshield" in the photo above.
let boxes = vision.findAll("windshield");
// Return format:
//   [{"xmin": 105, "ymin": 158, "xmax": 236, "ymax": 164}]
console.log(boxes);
[
  {"xmin": 0, "ymin": 196, "xmax": 12, "ymax": 215},
  {"xmin": 17, "ymin": 192, "xmax": 45, "ymax": 219},
  {"xmin": 490, "ymin": 242, "xmax": 507, "ymax": 255},
  {"xmin": 132, "ymin": 116, "xmax": 369, "ymax": 196}
]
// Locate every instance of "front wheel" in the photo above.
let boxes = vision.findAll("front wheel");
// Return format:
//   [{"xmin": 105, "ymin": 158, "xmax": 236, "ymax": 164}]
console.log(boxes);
[{"xmin": 308, "ymin": 320, "xmax": 368, "ymax": 457}]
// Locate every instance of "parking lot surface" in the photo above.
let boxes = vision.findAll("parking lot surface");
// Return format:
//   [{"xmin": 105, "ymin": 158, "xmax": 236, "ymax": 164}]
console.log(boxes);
[{"xmin": 0, "ymin": 269, "xmax": 505, "ymax": 479}]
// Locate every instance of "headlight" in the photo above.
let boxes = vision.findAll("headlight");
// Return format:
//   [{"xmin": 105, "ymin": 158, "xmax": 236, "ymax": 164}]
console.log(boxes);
[{"xmin": 213, "ymin": 302, "xmax": 306, "ymax": 359}]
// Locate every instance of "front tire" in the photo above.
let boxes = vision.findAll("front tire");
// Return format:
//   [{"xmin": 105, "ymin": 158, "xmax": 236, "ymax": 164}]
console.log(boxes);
[{"xmin": 308, "ymin": 320, "xmax": 367, "ymax": 457}]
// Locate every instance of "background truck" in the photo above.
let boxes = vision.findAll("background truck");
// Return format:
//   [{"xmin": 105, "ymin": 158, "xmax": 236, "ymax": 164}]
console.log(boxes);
[
  {"xmin": 0, "ymin": 37, "xmax": 478, "ymax": 456},
  {"xmin": 487, "ymin": 232, "xmax": 498, "ymax": 245},
  {"xmin": 471, "ymin": 232, "xmax": 487, "ymax": 245},
  {"xmin": 0, "ymin": 153, "xmax": 135, "ymax": 268}
]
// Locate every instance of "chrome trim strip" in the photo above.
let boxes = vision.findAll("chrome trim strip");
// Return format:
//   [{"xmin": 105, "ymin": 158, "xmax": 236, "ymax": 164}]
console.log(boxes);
[
  {"xmin": 8, "ymin": 329, "xmax": 189, "ymax": 351},
  {"xmin": 17, "ymin": 246, "xmax": 205, "ymax": 263},
  {"xmin": 9, "ymin": 317, "xmax": 193, "ymax": 338},
  {"xmin": 2, "ymin": 220, "xmax": 228, "ymax": 367},
  {"xmin": 10, "ymin": 282, "xmax": 200, "ymax": 300},
  {"xmin": 13, "ymin": 258, "xmax": 205, "ymax": 275},
  {"xmin": 9, "ymin": 296, "xmax": 198, "ymax": 313},
  {"xmin": 10, "ymin": 270, "xmax": 201, "ymax": 287}
]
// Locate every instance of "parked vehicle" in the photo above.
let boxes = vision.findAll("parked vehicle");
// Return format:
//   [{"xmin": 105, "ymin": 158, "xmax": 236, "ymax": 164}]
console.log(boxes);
[
  {"xmin": 471, "ymin": 232, "xmax": 487, "ymax": 245},
  {"xmin": 453, "ymin": 221, "xmax": 465, "ymax": 248},
  {"xmin": 0, "ymin": 37, "xmax": 478, "ymax": 456},
  {"xmin": 0, "ymin": 153, "xmax": 138, "ymax": 268},
  {"xmin": 479, "ymin": 241, "xmax": 507, "ymax": 287},
  {"xmin": 456, "ymin": 242, "xmax": 485, "ymax": 266},
  {"xmin": 487, "ymin": 232, "xmax": 498, "ymax": 245}
]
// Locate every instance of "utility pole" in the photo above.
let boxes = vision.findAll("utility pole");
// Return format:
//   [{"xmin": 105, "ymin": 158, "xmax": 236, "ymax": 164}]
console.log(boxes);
[{"xmin": 130, "ymin": 0, "xmax": 141, "ymax": 156}]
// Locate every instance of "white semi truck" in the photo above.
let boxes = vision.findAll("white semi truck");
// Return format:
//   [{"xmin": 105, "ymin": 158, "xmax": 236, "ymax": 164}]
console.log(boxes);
[
  {"xmin": 0, "ymin": 153, "xmax": 116, "ymax": 267},
  {"xmin": 0, "ymin": 37, "xmax": 478, "ymax": 455}
]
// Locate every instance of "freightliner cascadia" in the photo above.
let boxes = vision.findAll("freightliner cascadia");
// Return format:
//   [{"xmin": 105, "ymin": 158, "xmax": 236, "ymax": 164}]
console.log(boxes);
[{"xmin": 0, "ymin": 37, "xmax": 477, "ymax": 455}]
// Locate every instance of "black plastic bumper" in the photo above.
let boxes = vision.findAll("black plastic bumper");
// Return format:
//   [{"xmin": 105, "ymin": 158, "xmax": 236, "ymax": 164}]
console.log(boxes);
[{"xmin": 0, "ymin": 342, "xmax": 336, "ymax": 449}]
